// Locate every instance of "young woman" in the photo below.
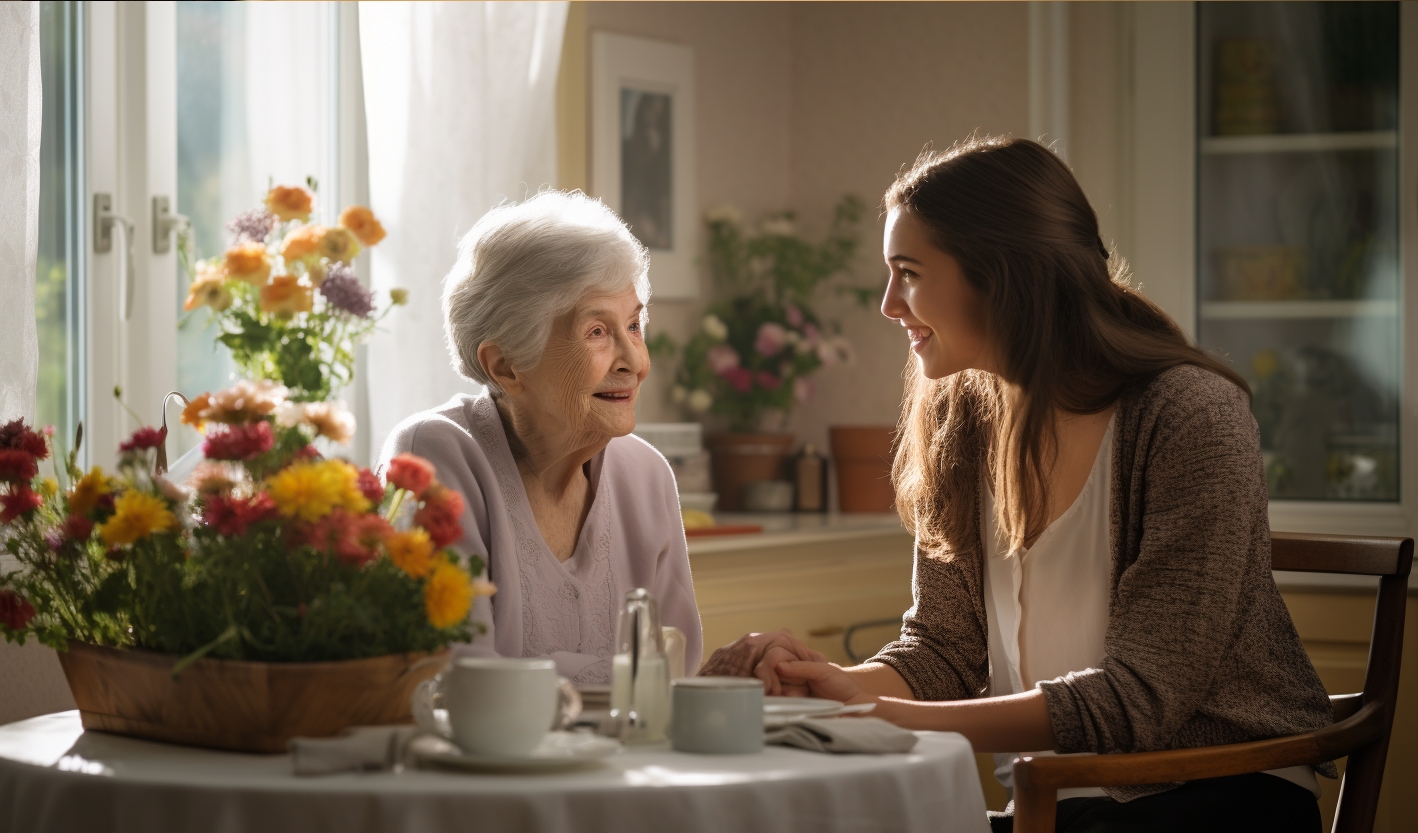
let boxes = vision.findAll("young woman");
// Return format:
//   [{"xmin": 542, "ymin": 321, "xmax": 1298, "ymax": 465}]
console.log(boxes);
[{"xmin": 704, "ymin": 137, "xmax": 1334, "ymax": 831}]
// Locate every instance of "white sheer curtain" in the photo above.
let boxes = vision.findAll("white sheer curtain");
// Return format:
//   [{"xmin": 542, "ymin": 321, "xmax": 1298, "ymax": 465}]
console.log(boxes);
[
  {"xmin": 0, "ymin": 2, "xmax": 41, "ymax": 423},
  {"xmin": 358, "ymin": 1, "xmax": 567, "ymax": 456}
]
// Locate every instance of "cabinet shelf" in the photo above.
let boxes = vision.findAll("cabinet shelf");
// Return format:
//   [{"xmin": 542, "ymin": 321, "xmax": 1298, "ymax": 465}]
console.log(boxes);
[
  {"xmin": 1201, "ymin": 131, "xmax": 1397, "ymax": 155},
  {"xmin": 1200, "ymin": 300, "xmax": 1400, "ymax": 320}
]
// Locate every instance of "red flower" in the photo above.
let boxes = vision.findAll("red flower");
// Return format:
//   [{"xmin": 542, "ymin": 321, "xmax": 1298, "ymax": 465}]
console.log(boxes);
[
  {"xmin": 202, "ymin": 492, "xmax": 278, "ymax": 537},
  {"xmin": 386, "ymin": 453, "xmax": 435, "ymax": 497},
  {"xmin": 723, "ymin": 366, "xmax": 753, "ymax": 393},
  {"xmin": 0, "ymin": 449, "xmax": 38, "ymax": 484},
  {"xmin": 415, "ymin": 484, "xmax": 465, "ymax": 549},
  {"xmin": 754, "ymin": 371, "xmax": 783, "ymax": 392},
  {"xmin": 292, "ymin": 445, "xmax": 322, "ymax": 462},
  {"xmin": 203, "ymin": 421, "xmax": 275, "ymax": 461},
  {"xmin": 119, "ymin": 426, "xmax": 167, "ymax": 453},
  {"xmin": 62, "ymin": 514, "xmax": 94, "ymax": 542},
  {"xmin": 0, "ymin": 486, "xmax": 42, "ymax": 523},
  {"xmin": 303, "ymin": 508, "xmax": 392, "ymax": 567},
  {"xmin": 357, "ymin": 468, "xmax": 385, "ymax": 505},
  {"xmin": 0, "ymin": 419, "xmax": 48, "ymax": 460},
  {"xmin": 0, "ymin": 590, "xmax": 36, "ymax": 631}
]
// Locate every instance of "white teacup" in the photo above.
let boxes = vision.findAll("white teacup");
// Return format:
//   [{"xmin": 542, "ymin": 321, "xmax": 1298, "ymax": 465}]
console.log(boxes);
[{"xmin": 412, "ymin": 657, "xmax": 582, "ymax": 757}]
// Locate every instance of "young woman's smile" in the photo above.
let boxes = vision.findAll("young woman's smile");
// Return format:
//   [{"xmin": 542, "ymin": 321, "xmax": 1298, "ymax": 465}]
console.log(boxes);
[{"xmin": 880, "ymin": 208, "xmax": 993, "ymax": 379}]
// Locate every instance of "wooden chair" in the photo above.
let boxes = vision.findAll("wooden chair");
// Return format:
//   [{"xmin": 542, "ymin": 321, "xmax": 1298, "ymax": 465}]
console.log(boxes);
[{"xmin": 1011, "ymin": 532, "xmax": 1413, "ymax": 833}]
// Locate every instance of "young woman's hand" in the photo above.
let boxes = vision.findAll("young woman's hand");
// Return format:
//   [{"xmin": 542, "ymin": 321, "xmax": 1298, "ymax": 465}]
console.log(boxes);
[
  {"xmin": 775, "ymin": 660, "xmax": 875, "ymax": 706},
  {"xmin": 697, "ymin": 630, "xmax": 827, "ymax": 695}
]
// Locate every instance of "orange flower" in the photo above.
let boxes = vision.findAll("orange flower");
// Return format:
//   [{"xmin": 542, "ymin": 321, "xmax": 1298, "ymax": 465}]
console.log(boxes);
[
  {"xmin": 339, "ymin": 206, "xmax": 386, "ymax": 246},
  {"xmin": 280, "ymin": 224, "xmax": 323, "ymax": 262},
  {"xmin": 224, "ymin": 242, "xmax": 271, "ymax": 285},
  {"xmin": 265, "ymin": 185, "xmax": 313, "ymax": 223},
  {"xmin": 386, "ymin": 528, "xmax": 438, "ymax": 578},
  {"xmin": 318, "ymin": 226, "xmax": 360, "ymax": 264},
  {"xmin": 183, "ymin": 262, "xmax": 232, "ymax": 312},
  {"xmin": 180, "ymin": 393, "xmax": 212, "ymax": 430},
  {"xmin": 259, "ymin": 274, "xmax": 314, "ymax": 316}
]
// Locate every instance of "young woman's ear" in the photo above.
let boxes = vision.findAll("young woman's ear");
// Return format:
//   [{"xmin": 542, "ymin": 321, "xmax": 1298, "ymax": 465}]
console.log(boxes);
[{"xmin": 478, "ymin": 341, "xmax": 524, "ymax": 395}]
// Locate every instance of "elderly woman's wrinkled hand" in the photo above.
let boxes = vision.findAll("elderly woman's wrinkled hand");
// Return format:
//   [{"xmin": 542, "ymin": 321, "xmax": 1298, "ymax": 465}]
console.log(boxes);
[{"xmin": 698, "ymin": 630, "xmax": 827, "ymax": 695}]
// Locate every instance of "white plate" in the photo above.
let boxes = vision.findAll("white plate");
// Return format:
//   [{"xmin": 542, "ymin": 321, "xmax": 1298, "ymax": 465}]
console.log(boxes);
[
  {"xmin": 411, "ymin": 731, "xmax": 622, "ymax": 773},
  {"xmin": 763, "ymin": 696, "xmax": 846, "ymax": 718},
  {"xmin": 763, "ymin": 700, "xmax": 875, "ymax": 727}
]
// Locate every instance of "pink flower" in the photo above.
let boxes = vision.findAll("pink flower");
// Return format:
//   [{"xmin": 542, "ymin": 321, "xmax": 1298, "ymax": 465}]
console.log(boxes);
[
  {"xmin": 706, "ymin": 344, "xmax": 741, "ymax": 375},
  {"xmin": 755, "ymin": 322, "xmax": 789, "ymax": 357},
  {"xmin": 723, "ymin": 367, "xmax": 753, "ymax": 393},
  {"xmin": 784, "ymin": 304, "xmax": 804, "ymax": 328},
  {"xmin": 802, "ymin": 323, "xmax": 821, "ymax": 348},
  {"xmin": 755, "ymin": 371, "xmax": 783, "ymax": 391},
  {"xmin": 815, "ymin": 336, "xmax": 855, "ymax": 367},
  {"xmin": 203, "ymin": 421, "xmax": 275, "ymax": 461},
  {"xmin": 386, "ymin": 453, "xmax": 435, "ymax": 497},
  {"xmin": 793, "ymin": 377, "xmax": 814, "ymax": 403}
]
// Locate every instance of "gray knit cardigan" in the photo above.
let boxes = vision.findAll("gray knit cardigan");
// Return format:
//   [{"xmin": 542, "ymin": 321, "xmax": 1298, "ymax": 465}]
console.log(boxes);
[{"xmin": 871, "ymin": 365, "xmax": 1336, "ymax": 801}]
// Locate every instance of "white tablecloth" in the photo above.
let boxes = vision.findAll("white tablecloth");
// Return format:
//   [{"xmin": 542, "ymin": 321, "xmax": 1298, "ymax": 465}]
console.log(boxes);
[{"xmin": 0, "ymin": 712, "xmax": 989, "ymax": 833}]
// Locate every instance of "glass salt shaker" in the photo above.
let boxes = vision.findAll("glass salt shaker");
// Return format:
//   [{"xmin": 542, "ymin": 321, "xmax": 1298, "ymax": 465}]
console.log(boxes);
[{"xmin": 610, "ymin": 588, "xmax": 670, "ymax": 744}]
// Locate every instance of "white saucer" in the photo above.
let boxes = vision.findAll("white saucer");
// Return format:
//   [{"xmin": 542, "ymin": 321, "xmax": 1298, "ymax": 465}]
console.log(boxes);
[
  {"xmin": 411, "ymin": 731, "xmax": 622, "ymax": 773},
  {"xmin": 763, "ymin": 697, "xmax": 875, "ymax": 727}
]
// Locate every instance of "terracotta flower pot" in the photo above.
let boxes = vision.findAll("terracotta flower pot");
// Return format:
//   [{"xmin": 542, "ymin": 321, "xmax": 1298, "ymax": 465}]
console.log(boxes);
[
  {"xmin": 829, "ymin": 425, "xmax": 897, "ymax": 513},
  {"xmin": 706, "ymin": 433, "xmax": 796, "ymax": 511},
  {"xmin": 56, "ymin": 641, "xmax": 448, "ymax": 753}
]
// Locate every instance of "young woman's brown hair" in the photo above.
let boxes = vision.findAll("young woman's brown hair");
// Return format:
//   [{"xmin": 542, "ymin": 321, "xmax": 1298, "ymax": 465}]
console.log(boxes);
[{"xmin": 888, "ymin": 135, "xmax": 1247, "ymax": 554}]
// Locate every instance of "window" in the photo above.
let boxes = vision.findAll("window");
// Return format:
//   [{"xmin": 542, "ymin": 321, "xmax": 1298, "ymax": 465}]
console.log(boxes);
[{"xmin": 36, "ymin": 0, "xmax": 83, "ymax": 447}]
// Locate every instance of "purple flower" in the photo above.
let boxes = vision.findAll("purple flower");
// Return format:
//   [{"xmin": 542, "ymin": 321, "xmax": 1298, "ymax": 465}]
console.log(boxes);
[
  {"xmin": 226, "ymin": 209, "xmax": 276, "ymax": 244},
  {"xmin": 319, "ymin": 264, "xmax": 376, "ymax": 318}
]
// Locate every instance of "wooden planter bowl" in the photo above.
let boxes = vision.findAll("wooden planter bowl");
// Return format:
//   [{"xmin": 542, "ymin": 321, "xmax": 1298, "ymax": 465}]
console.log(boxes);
[{"xmin": 56, "ymin": 641, "xmax": 449, "ymax": 753}]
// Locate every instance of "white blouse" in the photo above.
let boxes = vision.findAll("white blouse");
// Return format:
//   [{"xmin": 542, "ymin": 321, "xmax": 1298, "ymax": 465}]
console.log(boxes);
[{"xmin": 981, "ymin": 415, "xmax": 1318, "ymax": 800}]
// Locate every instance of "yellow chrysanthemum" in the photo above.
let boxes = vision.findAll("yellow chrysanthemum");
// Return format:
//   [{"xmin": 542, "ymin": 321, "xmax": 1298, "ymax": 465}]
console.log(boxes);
[
  {"xmin": 69, "ymin": 467, "xmax": 109, "ymax": 516},
  {"xmin": 424, "ymin": 563, "xmax": 474, "ymax": 628},
  {"xmin": 40, "ymin": 478, "xmax": 59, "ymax": 498},
  {"xmin": 386, "ymin": 529, "xmax": 438, "ymax": 579},
  {"xmin": 265, "ymin": 460, "xmax": 369, "ymax": 522},
  {"xmin": 98, "ymin": 490, "xmax": 177, "ymax": 547}
]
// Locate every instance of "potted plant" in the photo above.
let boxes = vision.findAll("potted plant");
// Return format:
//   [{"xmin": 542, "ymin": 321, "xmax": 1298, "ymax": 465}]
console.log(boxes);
[
  {"xmin": 650, "ymin": 197, "xmax": 867, "ymax": 510},
  {"xmin": 0, "ymin": 386, "xmax": 493, "ymax": 753}
]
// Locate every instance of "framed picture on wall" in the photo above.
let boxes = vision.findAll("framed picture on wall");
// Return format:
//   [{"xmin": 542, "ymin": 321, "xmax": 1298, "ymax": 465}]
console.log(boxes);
[{"xmin": 591, "ymin": 32, "xmax": 697, "ymax": 300}]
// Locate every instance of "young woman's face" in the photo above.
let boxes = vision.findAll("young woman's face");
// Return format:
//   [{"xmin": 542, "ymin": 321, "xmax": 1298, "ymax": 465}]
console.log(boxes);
[{"xmin": 880, "ymin": 208, "xmax": 993, "ymax": 379}]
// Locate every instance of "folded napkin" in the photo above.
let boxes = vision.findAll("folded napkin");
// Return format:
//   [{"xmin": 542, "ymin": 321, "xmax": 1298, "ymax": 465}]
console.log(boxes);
[
  {"xmin": 289, "ymin": 726, "xmax": 420, "ymax": 776},
  {"xmin": 765, "ymin": 717, "xmax": 918, "ymax": 754}
]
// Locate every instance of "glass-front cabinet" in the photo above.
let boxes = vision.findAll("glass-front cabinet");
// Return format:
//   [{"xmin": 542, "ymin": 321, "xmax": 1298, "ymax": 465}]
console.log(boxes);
[{"xmin": 1196, "ymin": 2, "xmax": 1403, "ymax": 505}]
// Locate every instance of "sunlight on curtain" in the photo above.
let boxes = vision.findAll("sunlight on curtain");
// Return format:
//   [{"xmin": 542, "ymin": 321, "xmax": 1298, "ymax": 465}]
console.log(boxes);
[
  {"xmin": 358, "ymin": 1, "xmax": 567, "ymax": 457},
  {"xmin": 0, "ymin": 2, "xmax": 42, "ymax": 423}
]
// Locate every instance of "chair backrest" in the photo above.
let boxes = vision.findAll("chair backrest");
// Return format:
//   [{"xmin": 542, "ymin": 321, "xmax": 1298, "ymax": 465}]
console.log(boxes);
[{"xmin": 1271, "ymin": 532, "xmax": 1413, "ymax": 833}]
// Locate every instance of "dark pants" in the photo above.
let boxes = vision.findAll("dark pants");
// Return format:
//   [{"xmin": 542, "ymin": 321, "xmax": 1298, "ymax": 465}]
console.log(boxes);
[{"xmin": 987, "ymin": 773, "xmax": 1321, "ymax": 833}]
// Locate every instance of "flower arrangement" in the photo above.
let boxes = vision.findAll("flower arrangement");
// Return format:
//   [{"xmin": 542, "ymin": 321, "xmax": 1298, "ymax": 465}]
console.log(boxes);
[
  {"xmin": 651, "ymin": 196, "xmax": 865, "ymax": 432},
  {"xmin": 0, "ymin": 382, "xmax": 492, "ymax": 667},
  {"xmin": 181, "ymin": 182, "xmax": 407, "ymax": 403}
]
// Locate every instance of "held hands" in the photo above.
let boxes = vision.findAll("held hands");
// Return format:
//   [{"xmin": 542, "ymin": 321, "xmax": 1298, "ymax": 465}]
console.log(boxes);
[
  {"xmin": 697, "ymin": 630, "xmax": 827, "ymax": 695},
  {"xmin": 774, "ymin": 661, "xmax": 875, "ymax": 707}
]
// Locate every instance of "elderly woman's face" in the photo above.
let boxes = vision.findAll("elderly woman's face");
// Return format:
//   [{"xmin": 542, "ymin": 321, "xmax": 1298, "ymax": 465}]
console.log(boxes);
[{"xmin": 519, "ymin": 284, "xmax": 649, "ymax": 439}]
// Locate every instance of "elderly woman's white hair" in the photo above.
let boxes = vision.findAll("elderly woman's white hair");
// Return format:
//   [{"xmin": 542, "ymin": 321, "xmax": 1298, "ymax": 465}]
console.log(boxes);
[{"xmin": 443, "ymin": 191, "xmax": 651, "ymax": 395}]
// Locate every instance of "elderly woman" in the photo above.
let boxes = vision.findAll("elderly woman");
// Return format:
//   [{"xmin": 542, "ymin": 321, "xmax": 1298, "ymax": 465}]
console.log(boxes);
[{"xmin": 378, "ymin": 191, "xmax": 701, "ymax": 685}]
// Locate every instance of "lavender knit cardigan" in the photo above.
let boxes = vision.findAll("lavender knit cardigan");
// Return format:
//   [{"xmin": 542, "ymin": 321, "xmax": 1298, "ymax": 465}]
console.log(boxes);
[{"xmin": 871, "ymin": 365, "xmax": 1336, "ymax": 801}]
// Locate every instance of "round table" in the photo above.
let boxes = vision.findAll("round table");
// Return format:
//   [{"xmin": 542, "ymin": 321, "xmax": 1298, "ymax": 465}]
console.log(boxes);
[{"xmin": 0, "ymin": 712, "xmax": 989, "ymax": 833}]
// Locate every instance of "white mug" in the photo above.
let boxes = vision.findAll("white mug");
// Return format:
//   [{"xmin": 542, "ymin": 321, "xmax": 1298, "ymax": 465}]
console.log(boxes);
[
  {"xmin": 412, "ymin": 657, "xmax": 582, "ymax": 757},
  {"xmin": 670, "ymin": 676, "xmax": 764, "ymax": 754}
]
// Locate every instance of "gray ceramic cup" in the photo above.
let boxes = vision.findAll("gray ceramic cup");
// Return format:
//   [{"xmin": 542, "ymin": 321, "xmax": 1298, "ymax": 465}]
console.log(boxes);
[{"xmin": 670, "ymin": 677, "xmax": 764, "ymax": 754}]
